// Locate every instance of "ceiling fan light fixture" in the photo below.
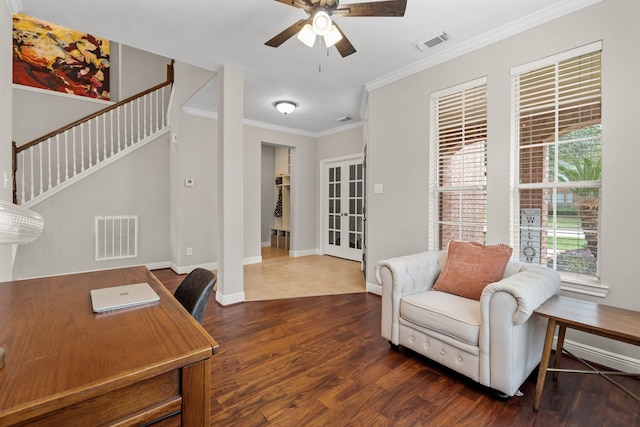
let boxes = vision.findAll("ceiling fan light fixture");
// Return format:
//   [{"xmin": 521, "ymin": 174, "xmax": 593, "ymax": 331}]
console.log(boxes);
[
  {"xmin": 312, "ymin": 11, "xmax": 332, "ymax": 36},
  {"xmin": 297, "ymin": 23, "xmax": 316, "ymax": 47},
  {"xmin": 275, "ymin": 101, "xmax": 297, "ymax": 115},
  {"xmin": 324, "ymin": 24, "xmax": 343, "ymax": 48}
]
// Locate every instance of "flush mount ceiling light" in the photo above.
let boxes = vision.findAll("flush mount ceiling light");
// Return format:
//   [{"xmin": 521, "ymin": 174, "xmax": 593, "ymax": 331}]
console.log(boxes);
[{"xmin": 274, "ymin": 101, "xmax": 297, "ymax": 115}]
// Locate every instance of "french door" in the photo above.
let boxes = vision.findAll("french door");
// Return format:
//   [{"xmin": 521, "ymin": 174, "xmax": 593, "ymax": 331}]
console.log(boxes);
[{"xmin": 323, "ymin": 159, "xmax": 364, "ymax": 262}]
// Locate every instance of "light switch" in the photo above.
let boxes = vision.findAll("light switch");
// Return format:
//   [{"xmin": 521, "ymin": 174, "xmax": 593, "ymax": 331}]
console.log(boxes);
[{"xmin": 374, "ymin": 183, "xmax": 383, "ymax": 194}]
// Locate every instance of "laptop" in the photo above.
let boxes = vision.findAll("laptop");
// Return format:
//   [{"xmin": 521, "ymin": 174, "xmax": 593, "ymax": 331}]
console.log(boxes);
[{"xmin": 90, "ymin": 282, "xmax": 160, "ymax": 313}]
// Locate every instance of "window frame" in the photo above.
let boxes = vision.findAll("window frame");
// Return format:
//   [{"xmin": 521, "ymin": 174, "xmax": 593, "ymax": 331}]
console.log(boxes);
[
  {"xmin": 510, "ymin": 41, "xmax": 607, "ymax": 297},
  {"xmin": 429, "ymin": 77, "xmax": 488, "ymax": 251}
]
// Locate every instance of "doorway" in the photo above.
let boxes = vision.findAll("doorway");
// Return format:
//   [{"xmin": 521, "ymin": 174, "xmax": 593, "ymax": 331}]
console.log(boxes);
[
  {"xmin": 322, "ymin": 156, "xmax": 364, "ymax": 262},
  {"xmin": 261, "ymin": 144, "xmax": 293, "ymax": 256}
]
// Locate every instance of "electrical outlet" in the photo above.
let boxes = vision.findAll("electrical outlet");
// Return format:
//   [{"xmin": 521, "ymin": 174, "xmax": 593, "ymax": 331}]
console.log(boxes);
[{"xmin": 186, "ymin": 247, "xmax": 193, "ymax": 256}]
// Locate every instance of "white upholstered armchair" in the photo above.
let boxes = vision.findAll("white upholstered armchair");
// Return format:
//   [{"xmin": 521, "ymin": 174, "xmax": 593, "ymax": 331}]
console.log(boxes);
[{"xmin": 376, "ymin": 249, "xmax": 561, "ymax": 397}]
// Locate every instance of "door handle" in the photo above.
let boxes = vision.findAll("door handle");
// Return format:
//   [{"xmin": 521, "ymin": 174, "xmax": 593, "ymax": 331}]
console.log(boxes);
[{"xmin": 342, "ymin": 212, "xmax": 348, "ymax": 216}]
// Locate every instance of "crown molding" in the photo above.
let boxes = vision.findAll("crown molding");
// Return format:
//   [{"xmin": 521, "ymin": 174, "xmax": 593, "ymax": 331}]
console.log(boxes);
[
  {"xmin": 314, "ymin": 121, "xmax": 363, "ymax": 139},
  {"xmin": 182, "ymin": 105, "xmax": 363, "ymax": 139},
  {"xmin": 242, "ymin": 119, "xmax": 317, "ymax": 138},
  {"xmin": 4, "ymin": 0, "xmax": 22, "ymax": 15},
  {"xmin": 364, "ymin": 0, "xmax": 602, "ymax": 92},
  {"xmin": 181, "ymin": 106, "xmax": 217, "ymax": 119}
]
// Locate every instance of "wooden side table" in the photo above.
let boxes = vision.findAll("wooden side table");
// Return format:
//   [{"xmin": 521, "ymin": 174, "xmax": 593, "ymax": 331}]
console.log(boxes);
[{"xmin": 533, "ymin": 295, "xmax": 640, "ymax": 410}]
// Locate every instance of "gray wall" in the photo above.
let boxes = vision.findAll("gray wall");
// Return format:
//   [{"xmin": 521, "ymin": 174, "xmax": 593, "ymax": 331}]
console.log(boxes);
[
  {"xmin": 12, "ymin": 135, "xmax": 171, "ymax": 278},
  {"xmin": 317, "ymin": 125, "xmax": 363, "ymax": 161},
  {"xmin": 10, "ymin": 45, "xmax": 175, "ymax": 279},
  {"xmin": 119, "ymin": 45, "xmax": 170, "ymax": 99},
  {"xmin": 366, "ymin": 0, "xmax": 639, "ymax": 360},
  {"xmin": 168, "ymin": 63, "xmax": 218, "ymax": 271},
  {"xmin": 0, "ymin": 4, "xmax": 13, "ymax": 281}
]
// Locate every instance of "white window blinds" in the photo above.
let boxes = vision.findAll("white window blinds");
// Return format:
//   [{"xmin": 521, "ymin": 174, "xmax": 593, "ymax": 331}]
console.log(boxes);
[
  {"xmin": 430, "ymin": 78, "xmax": 488, "ymax": 250},
  {"xmin": 512, "ymin": 42, "xmax": 602, "ymax": 280}
]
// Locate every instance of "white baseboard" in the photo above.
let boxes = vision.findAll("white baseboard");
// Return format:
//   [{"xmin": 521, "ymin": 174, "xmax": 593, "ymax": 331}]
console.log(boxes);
[
  {"xmin": 244, "ymin": 256, "xmax": 262, "ymax": 265},
  {"xmin": 556, "ymin": 337, "xmax": 640, "ymax": 374},
  {"xmin": 367, "ymin": 282, "xmax": 382, "ymax": 295},
  {"xmin": 215, "ymin": 290, "xmax": 245, "ymax": 306},
  {"xmin": 169, "ymin": 255, "xmax": 260, "ymax": 273},
  {"xmin": 290, "ymin": 248, "xmax": 320, "ymax": 257},
  {"xmin": 169, "ymin": 261, "xmax": 218, "ymax": 275},
  {"xmin": 145, "ymin": 261, "xmax": 171, "ymax": 271}
]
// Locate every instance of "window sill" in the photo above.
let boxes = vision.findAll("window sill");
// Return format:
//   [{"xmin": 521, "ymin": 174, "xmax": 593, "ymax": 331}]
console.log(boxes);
[{"xmin": 560, "ymin": 273, "xmax": 609, "ymax": 298}]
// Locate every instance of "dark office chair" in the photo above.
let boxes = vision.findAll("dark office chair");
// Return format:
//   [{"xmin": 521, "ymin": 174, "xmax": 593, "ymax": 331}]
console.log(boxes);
[{"xmin": 174, "ymin": 268, "xmax": 216, "ymax": 324}]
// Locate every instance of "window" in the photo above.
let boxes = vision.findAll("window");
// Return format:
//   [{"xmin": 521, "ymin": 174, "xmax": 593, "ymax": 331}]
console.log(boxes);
[
  {"xmin": 430, "ymin": 78, "xmax": 488, "ymax": 250},
  {"xmin": 511, "ymin": 42, "xmax": 602, "ymax": 284}
]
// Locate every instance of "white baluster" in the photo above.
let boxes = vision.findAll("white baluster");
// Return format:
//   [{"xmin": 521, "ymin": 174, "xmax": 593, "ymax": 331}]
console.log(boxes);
[
  {"xmin": 117, "ymin": 106, "xmax": 121, "ymax": 151},
  {"xmin": 110, "ymin": 110, "xmax": 116, "ymax": 154},
  {"xmin": 124, "ymin": 104, "xmax": 129, "ymax": 147},
  {"xmin": 80, "ymin": 123, "xmax": 85, "ymax": 171},
  {"xmin": 96, "ymin": 114, "xmax": 107, "ymax": 160},
  {"xmin": 38, "ymin": 144, "xmax": 43, "ymax": 195},
  {"xmin": 20, "ymin": 154, "xmax": 25, "ymax": 204},
  {"xmin": 63, "ymin": 133, "xmax": 68, "ymax": 181},
  {"xmin": 157, "ymin": 89, "xmax": 161, "ymax": 131},
  {"xmin": 130, "ymin": 101, "xmax": 134, "ymax": 146},
  {"xmin": 137, "ymin": 98, "xmax": 141, "ymax": 142},
  {"xmin": 95, "ymin": 117, "xmax": 100, "ymax": 162},
  {"xmin": 143, "ymin": 93, "xmax": 147, "ymax": 138},
  {"xmin": 29, "ymin": 147, "xmax": 34, "ymax": 201},
  {"xmin": 70, "ymin": 130, "xmax": 76, "ymax": 177},
  {"xmin": 47, "ymin": 137, "xmax": 52, "ymax": 190},
  {"xmin": 56, "ymin": 135, "xmax": 61, "ymax": 185},
  {"xmin": 162, "ymin": 87, "xmax": 166, "ymax": 128},
  {"xmin": 88, "ymin": 120, "xmax": 93, "ymax": 167}
]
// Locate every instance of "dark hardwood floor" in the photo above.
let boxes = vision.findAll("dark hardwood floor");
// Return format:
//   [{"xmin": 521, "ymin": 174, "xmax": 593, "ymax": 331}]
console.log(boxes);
[{"xmin": 153, "ymin": 268, "xmax": 640, "ymax": 426}]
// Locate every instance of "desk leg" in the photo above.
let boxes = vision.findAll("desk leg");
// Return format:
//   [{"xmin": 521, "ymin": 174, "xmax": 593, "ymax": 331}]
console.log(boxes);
[
  {"xmin": 534, "ymin": 318, "xmax": 556, "ymax": 411},
  {"xmin": 553, "ymin": 325, "xmax": 566, "ymax": 380},
  {"xmin": 181, "ymin": 358, "xmax": 211, "ymax": 426}
]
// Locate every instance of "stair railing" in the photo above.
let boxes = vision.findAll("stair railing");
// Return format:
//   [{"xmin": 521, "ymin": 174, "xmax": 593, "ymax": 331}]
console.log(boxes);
[{"xmin": 12, "ymin": 61, "xmax": 174, "ymax": 206}]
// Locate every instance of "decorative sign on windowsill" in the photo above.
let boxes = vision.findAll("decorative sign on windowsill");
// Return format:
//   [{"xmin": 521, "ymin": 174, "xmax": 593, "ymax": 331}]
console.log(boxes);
[{"xmin": 520, "ymin": 208, "xmax": 541, "ymax": 264}]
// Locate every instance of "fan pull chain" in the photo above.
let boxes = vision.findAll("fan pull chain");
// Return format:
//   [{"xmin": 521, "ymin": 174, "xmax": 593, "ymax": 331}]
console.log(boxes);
[{"xmin": 318, "ymin": 36, "xmax": 322, "ymax": 72}]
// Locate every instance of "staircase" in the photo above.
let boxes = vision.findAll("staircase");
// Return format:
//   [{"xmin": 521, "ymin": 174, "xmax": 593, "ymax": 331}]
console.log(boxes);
[{"xmin": 12, "ymin": 62, "xmax": 174, "ymax": 208}]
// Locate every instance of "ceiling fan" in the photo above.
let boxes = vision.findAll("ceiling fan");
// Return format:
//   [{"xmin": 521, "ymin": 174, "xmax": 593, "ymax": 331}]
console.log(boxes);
[{"xmin": 265, "ymin": 0, "xmax": 407, "ymax": 57}]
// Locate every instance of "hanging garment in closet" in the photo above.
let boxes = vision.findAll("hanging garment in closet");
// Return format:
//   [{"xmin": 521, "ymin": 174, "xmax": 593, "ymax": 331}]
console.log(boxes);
[{"xmin": 274, "ymin": 188, "xmax": 283, "ymax": 217}]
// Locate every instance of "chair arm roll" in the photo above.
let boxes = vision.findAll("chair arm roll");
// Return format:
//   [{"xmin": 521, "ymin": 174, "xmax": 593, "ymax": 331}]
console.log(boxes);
[
  {"xmin": 375, "ymin": 251, "xmax": 445, "ymax": 296},
  {"xmin": 480, "ymin": 264, "xmax": 561, "ymax": 325}
]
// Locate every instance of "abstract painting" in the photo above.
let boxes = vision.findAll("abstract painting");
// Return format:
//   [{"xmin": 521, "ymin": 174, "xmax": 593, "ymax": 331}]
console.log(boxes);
[{"xmin": 12, "ymin": 13, "xmax": 110, "ymax": 100}]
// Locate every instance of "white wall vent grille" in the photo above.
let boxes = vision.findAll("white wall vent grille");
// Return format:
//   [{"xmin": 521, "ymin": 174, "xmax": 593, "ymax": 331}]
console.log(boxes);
[{"xmin": 94, "ymin": 215, "xmax": 139, "ymax": 261}]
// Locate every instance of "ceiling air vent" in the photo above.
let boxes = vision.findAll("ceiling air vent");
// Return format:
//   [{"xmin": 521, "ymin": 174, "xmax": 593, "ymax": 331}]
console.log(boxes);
[
  {"xmin": 416, "ymin": 31, "xmax": 450, "ymax": 51},
  {"xmin": 336, "ymin": 116, "xmax": 352, "ymax": 123}
]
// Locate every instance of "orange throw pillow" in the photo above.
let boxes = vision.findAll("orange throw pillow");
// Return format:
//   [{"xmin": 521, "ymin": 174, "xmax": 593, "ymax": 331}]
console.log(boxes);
[{"xmin": 433, "ymin": 241, "xmax": 513, "ymax": 300}]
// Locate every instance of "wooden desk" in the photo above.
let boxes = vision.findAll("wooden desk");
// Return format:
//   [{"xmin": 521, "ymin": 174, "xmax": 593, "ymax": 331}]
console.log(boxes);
[
  {"xmin": 533, "ymin": 295, "xmax": 640, "ymax": 410},
  {"xmin": 0, "ymin": 266, "xmax": 218, "ymax": 426}
]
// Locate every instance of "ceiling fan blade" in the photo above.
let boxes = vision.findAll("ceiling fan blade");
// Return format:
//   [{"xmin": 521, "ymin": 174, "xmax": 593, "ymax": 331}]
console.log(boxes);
[
  {"xmin": 265, "ymin": 18, "xmax": 311, "ymax": 48},
  {"xmin": 273, "ymin": 0, "xmax": 309, "ymax": 10},
  {"xmin": 332, "ymin": 22, "xmax": 356, "ymax": 57},
  {"xmin": 335, "ymin": 0, "xmax": 407, "ymax": 17}
]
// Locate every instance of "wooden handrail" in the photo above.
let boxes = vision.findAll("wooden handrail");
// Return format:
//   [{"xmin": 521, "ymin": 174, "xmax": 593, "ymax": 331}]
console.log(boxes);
[{"xmin": 15, "ymin": 60, "xmax": 174, "ymax": 154}]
